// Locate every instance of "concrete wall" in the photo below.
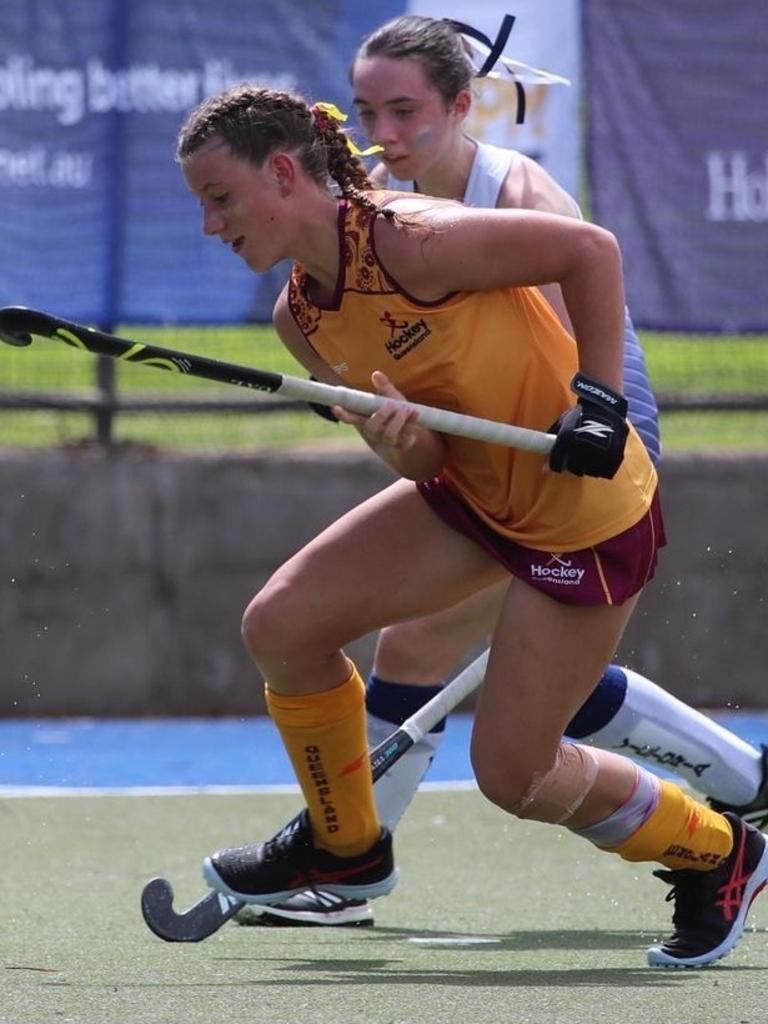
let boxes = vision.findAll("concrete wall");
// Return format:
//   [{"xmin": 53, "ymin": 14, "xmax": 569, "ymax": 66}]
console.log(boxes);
[{"xmin": 1, "ymin": 448, "xmax": 766, "ymax": 715}]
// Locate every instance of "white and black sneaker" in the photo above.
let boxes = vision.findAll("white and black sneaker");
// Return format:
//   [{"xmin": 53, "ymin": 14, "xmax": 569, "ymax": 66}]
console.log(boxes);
[
  {"xmin": 237, "ymin": 890, "xmax": 374, "ymax": 928},
  {"xmin": 203, "ymin": 810, "xmax": 397, "ymax": 906},
  {"xmin": 647, "ymin": 812, "xmax": 768, "ymax": 968}
]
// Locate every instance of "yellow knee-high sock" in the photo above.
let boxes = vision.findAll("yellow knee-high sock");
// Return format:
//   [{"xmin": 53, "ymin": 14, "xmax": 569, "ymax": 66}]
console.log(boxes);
[
  {"xmin": 610, "ymin": 780, "xmax": 733, "ymax": 870},
  {"xmin": 265, "ymin": 664, "xmax": 380, "ymax": 857}
]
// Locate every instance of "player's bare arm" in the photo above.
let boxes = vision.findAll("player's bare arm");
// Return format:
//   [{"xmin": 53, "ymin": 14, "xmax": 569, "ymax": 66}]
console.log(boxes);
[
  {"xmin": 376, "ymin": 202, "xmax": 626, "ymax": 391},
  {"xmin": 499, "ymin": 157, "xmax": 582, "ymax": 333}
]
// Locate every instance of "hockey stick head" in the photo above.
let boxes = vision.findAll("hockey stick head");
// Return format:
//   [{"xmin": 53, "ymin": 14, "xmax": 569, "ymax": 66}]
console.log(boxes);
[
  {"xmin": 141, "ymin": 877, "xmax": 243, "ymax": 942},
  {"xmin": 0, "ymin": 306, "xmax": 36, "ymax": 347}
]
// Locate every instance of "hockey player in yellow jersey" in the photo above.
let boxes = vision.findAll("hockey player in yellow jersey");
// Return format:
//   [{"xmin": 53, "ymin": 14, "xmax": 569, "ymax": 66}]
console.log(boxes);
[
  {"xmin": 262, "ymin": 12, "xmax": 768, "ymax": 933},
  {"xmin": 178, "ymin": 82, "xmax": 768, "ymax": 968}
]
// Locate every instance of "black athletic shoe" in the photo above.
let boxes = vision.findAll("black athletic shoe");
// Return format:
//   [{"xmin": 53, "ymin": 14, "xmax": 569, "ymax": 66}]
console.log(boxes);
[
  {"xmin": 236, "ymin": 890, "xmax": 374, "ymax": 927},
  {"xmin": 708, "ymin": 745, "xmax": 768, "ymax": 831},
  {"xmin": 203, "ymin": 810, "xmax": 398, "ymax": 906},
  {"xmin": 647, "ymin": 812, "xmax": 768, "ymax": 968}
]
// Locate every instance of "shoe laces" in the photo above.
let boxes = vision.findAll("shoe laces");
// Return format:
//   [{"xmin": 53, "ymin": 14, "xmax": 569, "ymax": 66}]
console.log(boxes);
[
  {"xmin": 260, "ymin": 813, "xmax": 313, "ymax": 865},
  {"xmin": 653, "ymin": 868, "xmax": 716, "ymax": 929}
]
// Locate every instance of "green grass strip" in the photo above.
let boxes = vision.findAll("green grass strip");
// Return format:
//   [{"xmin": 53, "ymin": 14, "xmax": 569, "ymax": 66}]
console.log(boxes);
[{"xmin": 1, "ymin": 325, "xmax": 767, "ymax": 450}]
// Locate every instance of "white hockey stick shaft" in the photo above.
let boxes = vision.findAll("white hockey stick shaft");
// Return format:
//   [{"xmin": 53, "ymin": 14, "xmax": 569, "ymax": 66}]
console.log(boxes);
[
  {"xmin": 277, "ymin": 379, "xmax": 555, "ymax": 455},
  {"xmin": 398, "ymin": 650, "xmax": 489, "ymax": 746}
]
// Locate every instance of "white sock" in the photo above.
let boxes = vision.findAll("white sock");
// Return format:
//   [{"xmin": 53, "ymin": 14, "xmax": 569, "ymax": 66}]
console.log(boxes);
[
  {"xmin": 573, "ymin": 765, "xmax": 661, "ymax": 847},
  {"xmin": 367, "ymin": 711, "xmax": 444, "ymax": 832},
  {"xmin": 581, "ymin": 667, "xmax": 763, "ymax": 805}
]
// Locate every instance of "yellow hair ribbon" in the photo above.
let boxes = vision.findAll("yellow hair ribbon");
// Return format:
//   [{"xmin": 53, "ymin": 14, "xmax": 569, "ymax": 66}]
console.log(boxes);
[
  {"xmin": 313, "ymin": 101, "xmax": 348, "ymax": 123},
  {"xmin": 312, "ymin": 101, "xmax": 383, "ymax": 157},
  {"xmin": 346, "ymin": 139, "xmax": 383, "ymax": 157}
]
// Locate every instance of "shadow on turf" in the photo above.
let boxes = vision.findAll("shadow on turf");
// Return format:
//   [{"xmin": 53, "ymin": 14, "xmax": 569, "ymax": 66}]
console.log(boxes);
[
  {"xmin": 204, "ymin": 957, "xmax": 768, "ymax": 989},
  {"xmin": 208, "ymin": 929, "xmax": 766, "ymax": 988},
  {"xmin": 84, "ymin": 961, "xmax": 766, "ymax": 993},
  {"xmin": 236, "ymin": 921, "xmax": 660, "ymax": 953},
  {"xmin": 369, "ymin": 928, "xmax": 654, "ymax": 952}
]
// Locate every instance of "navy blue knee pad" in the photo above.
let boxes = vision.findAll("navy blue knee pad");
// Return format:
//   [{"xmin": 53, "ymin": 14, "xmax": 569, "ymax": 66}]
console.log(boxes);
[
  {"xmin": 565, "ymin": 665, "xmax": 628, "ymax": 740},
  {"xmin": 366, "ymin": 675, "xmax": 447, "ymax": 732}
]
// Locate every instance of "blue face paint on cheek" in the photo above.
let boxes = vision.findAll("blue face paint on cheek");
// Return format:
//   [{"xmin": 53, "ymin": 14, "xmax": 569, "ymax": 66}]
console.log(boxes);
[{"xmin": 412, "ymin": 127, "xmax": 436, "ymax": 149}]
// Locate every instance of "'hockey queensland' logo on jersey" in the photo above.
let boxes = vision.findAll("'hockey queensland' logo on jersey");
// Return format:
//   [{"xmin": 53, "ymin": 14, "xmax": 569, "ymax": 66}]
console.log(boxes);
[
  {"xmin": 529, "ymin": 553, "xmax": 585, "ymax": 586},
  {"xmin": 380, "ymin": 310, "xmax": 431, "ymax": 361}
]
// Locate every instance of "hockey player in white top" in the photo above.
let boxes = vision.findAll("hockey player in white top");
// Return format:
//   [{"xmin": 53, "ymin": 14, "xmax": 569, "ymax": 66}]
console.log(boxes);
[
  {"xmin": 391, "ymin": 138, "xmax": 554, "ymax": 212},
  {"xmin": 244, "ymin": 14, "xmax": 767, "ymax": 930}
]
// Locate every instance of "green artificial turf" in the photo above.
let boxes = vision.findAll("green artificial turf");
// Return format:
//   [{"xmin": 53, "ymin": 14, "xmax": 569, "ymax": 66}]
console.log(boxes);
[{"xmin": 2, "ymin": 789, "xmax": 766, "ymax": 1024}]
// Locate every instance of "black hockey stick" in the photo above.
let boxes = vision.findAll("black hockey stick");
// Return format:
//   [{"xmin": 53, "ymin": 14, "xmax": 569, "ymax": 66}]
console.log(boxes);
[
  {"xmin": 140, "ymin": 650, "xmax": 488, "ymax": 941},
  {"xmin": 0, "ymin": 306, "xmax": 554, "ymax": 454}
]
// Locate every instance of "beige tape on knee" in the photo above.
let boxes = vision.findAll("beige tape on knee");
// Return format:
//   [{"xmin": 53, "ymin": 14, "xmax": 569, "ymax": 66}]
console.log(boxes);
[{"xmin": 513, "ymin": 742, "xmax": 600, "ymax": 825}]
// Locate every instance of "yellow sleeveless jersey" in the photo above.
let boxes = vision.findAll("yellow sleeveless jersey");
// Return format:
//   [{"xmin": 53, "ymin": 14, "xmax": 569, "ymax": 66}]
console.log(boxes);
[{"xmin": 287, "ymin": 195, "xmax": 657, "ymax": 552}]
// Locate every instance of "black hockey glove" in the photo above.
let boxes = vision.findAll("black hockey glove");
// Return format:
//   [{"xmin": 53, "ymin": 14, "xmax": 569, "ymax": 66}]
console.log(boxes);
[
  {"xmin": 548, "ymin": 372, "xmax": 629, "ymax": 479},
  {"xmin": 306, "ymin": 376, "xmax": 339, "ymax": 423}
]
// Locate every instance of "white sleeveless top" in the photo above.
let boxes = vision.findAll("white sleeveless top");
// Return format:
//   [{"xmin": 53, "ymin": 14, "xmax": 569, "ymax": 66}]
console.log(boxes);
[
  {"xmin": 386, "ymin": 139, "xmax": 514, "ymax": 208},
  {"xmin": 385, "ymin": 139, "xmax": 582, "ymax": 216}
]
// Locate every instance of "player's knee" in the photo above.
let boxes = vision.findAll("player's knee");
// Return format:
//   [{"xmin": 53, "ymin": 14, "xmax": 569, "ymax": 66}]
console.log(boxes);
[
  {"xmin": 471, "ymin": 747, "xmax": 540, "ymax": 814},
  {"xmin": 240, "ymin": 593, "xmax": 274, "ymax": 660},
  {"xmin": 241, "ymin": 580, "xmax": 297, "ymax": 661},
  {"xmin": 474, "ymin": 743, "xmax": 599, "ymax": 824},
  {"xmin": 474, "ymin": 768, "xmax": 538, "ymax": 815}
]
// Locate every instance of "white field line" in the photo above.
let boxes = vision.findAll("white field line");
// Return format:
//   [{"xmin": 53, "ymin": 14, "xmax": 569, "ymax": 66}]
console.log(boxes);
[{"xmin": 0, "ymin": 779, "xmax": 478, "ymax": 798}]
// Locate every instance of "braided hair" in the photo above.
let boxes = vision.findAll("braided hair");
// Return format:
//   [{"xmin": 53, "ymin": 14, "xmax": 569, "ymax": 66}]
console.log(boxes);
[{"xmin": 176, "ymin": 84, "xmax": 393, "ymax": 221}]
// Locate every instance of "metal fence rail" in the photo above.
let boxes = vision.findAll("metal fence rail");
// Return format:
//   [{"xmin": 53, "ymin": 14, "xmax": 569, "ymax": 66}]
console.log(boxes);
[
  {"xmin": 2, "ymin": 390, "xmax": 767, "ymax": 446},
  {"xmin": 0, "ymin": 355, "xmax": 316, "ymax": 445}
]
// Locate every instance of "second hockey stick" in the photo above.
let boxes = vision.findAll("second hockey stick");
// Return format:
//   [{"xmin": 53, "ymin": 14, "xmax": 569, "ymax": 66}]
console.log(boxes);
[{"xmin": 140, "ymin": 650, "xmax": 489, "ymax": 941}]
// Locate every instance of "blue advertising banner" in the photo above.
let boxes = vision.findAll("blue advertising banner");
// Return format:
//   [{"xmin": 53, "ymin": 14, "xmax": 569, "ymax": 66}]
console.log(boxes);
[
  {"xmin": 585, "ymin": 1, "xmax": 768, "ymax": 332},
  {"xmin": 0, "ymin": 0, "xmax": 400, "ymax": 324}
]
